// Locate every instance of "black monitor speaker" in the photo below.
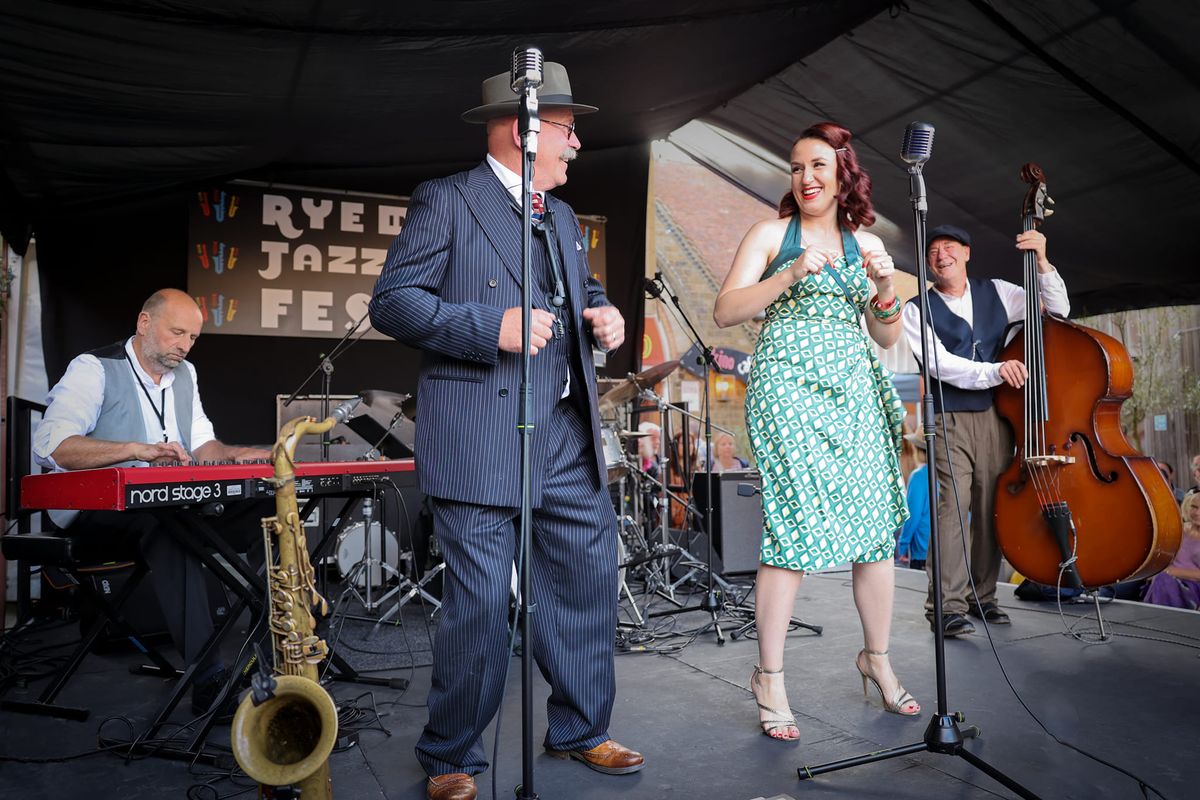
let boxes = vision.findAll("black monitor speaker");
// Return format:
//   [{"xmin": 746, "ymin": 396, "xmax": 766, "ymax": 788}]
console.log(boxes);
[{"xmin": 690, "ymin": 471, "xmax": 763, "ymax": 575}]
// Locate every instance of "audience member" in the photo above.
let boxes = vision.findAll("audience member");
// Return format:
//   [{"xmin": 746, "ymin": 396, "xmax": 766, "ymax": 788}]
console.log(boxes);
[
  {"xmin": 1141, "ymin": 492, "xmax": 1200, "ymax": 609},
  {"xmin": 636, "ymin": 421, "xmax": 662, "ymax": 478},
  {"xmin": 1157, "ymin": 460, "xmax": 1185, "ymax": 503},
  {"xmin": 708, "ymin": 432, "xmax": 749, "ymax": 472},
  {"xmin": 896, "ymin": 432, "xmax": 930, "ymax": 570}
]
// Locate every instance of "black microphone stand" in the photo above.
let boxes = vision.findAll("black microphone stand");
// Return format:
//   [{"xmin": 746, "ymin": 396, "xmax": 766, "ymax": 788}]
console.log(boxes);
[
  {"xmin": 514, "ymin": 59, "xmax": 541, "ymax": 800},
  {"xmin": 282, "ymin": 310, "xmax": 369, "ymax": 460},
  {"xmin": 794, "ymin": 143, "xmax": 1042, "ymax": 799},
  {"xmin": 644, "ymin": 275, "xmax": 726, "ymax": 644}
]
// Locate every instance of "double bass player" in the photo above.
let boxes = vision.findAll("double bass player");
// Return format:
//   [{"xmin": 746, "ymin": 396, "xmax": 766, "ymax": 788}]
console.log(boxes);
[{"xmin": 901, "ymin": 224, "xmax": 1070, "ymax": 637}]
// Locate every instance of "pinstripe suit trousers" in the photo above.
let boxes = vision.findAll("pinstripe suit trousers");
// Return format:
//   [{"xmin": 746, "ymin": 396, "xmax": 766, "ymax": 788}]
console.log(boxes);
[{"xmin": 415, "ymin": 398, "xmax": 619, "ymax": 778}]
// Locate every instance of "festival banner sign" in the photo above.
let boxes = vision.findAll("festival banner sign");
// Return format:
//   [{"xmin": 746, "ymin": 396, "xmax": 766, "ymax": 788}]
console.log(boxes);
[{"xmin": 188, "ymin": 181, "xmax": 607, "ymax": 338}]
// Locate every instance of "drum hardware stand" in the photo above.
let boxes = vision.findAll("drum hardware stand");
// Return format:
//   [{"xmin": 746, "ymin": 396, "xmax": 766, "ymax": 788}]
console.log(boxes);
[
  {"xmin": 338, "ymin": 493, "xmax": 403, "ymax": 613},
  {"xmin": 332, "ymin": 491, "xmax": 443, "ymax": 631},
  {"xmin": 369, "ymin": 561, "xmax": 444, "ymax": 636},
  {"xmin": 796, "ymin": 123, "xmax": 1041, "ymax": 799},
  {"xmin": 614, "ymin": 474, "xmax": 647, "ymax": 626},
  {"xmin": 625, "ymin": 461, "xmax": 719, "ymax": 603},
  {"xmin": 637, "ymin": 388, "xmax": 733, "ymax": 604},
  {"xmin": 642, "ymin": 274, "xmax": 726, "ymax": 644},
  {"xmin": 615, "ymin": 462, "xmax": 684, "ymax": 617}
]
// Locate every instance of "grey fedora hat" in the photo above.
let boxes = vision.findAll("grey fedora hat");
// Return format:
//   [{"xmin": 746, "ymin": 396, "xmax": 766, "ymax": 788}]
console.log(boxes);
[{"xmin": 462, "ymin": 61, "xmax": 598, "ymax": 123}]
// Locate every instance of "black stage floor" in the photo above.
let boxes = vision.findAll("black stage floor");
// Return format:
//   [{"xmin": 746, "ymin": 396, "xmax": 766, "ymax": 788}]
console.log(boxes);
[{"xmin": 2, "ymin": 566, "xmax": 1196, "ymax": 800}]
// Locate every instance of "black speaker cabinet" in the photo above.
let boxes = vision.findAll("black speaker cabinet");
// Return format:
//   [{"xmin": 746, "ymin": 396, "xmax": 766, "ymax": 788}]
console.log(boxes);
[{"xmin": 690, "ymin": 471, "xmax": 763, "ymax": 575}]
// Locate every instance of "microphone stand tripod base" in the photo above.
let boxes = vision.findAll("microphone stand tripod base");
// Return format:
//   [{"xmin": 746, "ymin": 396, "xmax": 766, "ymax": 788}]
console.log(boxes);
[{"xmin": 728, "ymin": 610, "xmax": 821, "ymax": 641}]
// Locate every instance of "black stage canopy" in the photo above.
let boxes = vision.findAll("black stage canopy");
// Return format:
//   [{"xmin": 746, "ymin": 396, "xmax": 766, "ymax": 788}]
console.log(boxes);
[
  {"xmin": 0, "ymin": 0, "xmax": 889, "ymax": 442},
  {"xmin": 3, "ymin": 1, "xmax": 1197, "ymax": 317},
  {"xmin": 0, "ymin": 0, "xmax": 887, "ymax": 239},
  {"xmin": 704, "ymin": 0, "xmax": 1200, "ymax": 315}
]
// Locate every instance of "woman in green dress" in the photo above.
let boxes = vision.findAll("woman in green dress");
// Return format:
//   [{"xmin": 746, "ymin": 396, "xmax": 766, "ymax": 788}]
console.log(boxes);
[{"xmin": 714, "ymin": 122, "xmax": 919, "ymax": 742}]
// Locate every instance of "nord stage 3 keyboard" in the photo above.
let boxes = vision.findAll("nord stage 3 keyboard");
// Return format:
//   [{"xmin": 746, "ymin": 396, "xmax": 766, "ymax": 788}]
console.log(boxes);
[{"xmin": 21, "ymin": 460, "xmax": 416, "ymax": 512}]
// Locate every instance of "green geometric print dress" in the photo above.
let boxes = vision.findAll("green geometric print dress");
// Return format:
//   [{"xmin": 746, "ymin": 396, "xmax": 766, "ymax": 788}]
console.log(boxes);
[{"xmin": 745, "ymin": 215, "xmax": 909, "ymax": 572}]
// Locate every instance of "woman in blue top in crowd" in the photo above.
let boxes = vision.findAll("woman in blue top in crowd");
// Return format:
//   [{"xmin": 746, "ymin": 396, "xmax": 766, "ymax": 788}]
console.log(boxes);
[{"xmin": 897, "ymin": 432, "xmax": 930, "ymax": 570}]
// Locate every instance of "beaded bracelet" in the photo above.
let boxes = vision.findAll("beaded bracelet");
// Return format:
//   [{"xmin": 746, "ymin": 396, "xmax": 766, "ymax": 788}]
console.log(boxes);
[{"xmin": 870, "ymin": 295, "xmax": 902, "ymax": 323}]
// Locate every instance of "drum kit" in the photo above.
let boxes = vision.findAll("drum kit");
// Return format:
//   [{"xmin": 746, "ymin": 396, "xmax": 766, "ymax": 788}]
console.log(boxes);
[
  {"xmin": 596, "ymin": 360, "xmax": 740, "ymax": 625},
  {"xmin": 326, "ymin": 368, "xmax": 739, "ymax": 628}
]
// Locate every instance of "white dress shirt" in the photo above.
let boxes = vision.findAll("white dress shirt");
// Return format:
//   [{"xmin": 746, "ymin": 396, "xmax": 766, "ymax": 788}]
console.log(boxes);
[
  {"xmin": 33, "ymin": 337, "xmax": 217, "ymax": 471},
  {"xmin": 901, "ymin": 271, "xmax": 1070, "ymax": 391}
]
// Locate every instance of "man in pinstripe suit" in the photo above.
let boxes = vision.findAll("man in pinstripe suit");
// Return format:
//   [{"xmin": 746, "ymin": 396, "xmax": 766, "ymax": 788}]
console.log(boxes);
[{"xmin": 369, "ymin": 62, "xmax": 643, "ymax": 800}]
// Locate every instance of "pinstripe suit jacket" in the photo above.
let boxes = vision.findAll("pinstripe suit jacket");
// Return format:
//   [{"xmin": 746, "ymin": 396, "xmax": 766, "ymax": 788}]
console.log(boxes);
[{"xmin": 369, "ymin": 161, "xmax": 610, "ymax": 507}]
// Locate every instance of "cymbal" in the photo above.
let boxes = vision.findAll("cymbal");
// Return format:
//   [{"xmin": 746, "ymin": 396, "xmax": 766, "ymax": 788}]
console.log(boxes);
[
  {"xmin": 619, "ymin": 430, "xmax": 651, "ymax": 437},
  {"xmin": 361, "ymin": 389, "xmax": 417, "ymax": 420},
  {"xmin": 598, "ymin": 360, "xmax": 679, "ymax": 410}
]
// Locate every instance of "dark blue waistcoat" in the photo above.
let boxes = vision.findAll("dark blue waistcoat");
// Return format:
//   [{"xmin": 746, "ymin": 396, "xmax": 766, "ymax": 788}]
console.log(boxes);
[{"xmin": 920, "ymin": 277, "xmax": 1008, "ymax": 413}]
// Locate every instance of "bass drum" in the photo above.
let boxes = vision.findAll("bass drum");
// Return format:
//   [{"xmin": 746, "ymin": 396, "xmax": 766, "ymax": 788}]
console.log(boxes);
[{"xmin": 336, "ymin": 521, "xmax": 401, "ymax": 589}]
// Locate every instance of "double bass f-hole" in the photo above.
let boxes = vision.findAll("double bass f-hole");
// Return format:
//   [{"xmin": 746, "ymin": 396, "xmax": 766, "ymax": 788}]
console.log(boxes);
[{"xmin": 1067, "ymin": 432, "xmax": 1118, "ymax": 484}]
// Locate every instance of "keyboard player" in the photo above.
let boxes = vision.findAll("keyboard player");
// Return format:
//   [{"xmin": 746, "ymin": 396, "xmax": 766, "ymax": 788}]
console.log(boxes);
[{"xmin": 32, "ymin": 288, "xmax": 271, "ymax": 715}]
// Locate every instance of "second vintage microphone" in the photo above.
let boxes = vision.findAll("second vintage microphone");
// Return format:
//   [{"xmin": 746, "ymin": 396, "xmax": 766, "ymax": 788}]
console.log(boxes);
[{"xmin": 900, "ymin": 121, "xmax": 935, "ymax": 167}]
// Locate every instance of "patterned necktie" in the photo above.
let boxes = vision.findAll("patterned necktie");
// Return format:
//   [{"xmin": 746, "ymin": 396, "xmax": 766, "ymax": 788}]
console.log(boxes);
[{"xmin": 531, "ymin": 191, "xmax": 545, "ymax": 222}]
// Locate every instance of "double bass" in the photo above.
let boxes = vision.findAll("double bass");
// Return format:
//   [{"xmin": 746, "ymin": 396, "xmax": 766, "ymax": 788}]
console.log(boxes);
[{"xmin": 993, "ymin": 163, "xmax": 1181, "ymax": 589}]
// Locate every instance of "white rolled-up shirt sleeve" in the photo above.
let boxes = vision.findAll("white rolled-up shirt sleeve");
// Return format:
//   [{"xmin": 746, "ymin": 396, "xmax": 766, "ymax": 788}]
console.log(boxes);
[
  {"xmin": 33, "ymin": 355, "xmax": 106, "ymax": 471},
  {"xmin": 901, "ymin": 302, "xmax": 1003, "ymax": 391},
  {"xmin": 184, "ymin": 362, "xmax": 217, "ymax": 453}
]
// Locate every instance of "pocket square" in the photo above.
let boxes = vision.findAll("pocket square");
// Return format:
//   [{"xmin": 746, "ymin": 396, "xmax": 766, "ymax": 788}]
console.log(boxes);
[{"xmin": 575, "ymin": 241, "xmax": 583, "ymax": 251}]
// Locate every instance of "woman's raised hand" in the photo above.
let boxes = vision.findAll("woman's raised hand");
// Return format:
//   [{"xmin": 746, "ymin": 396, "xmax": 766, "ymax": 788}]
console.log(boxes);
[
  {"xmin": 863, "ymin": 249, "xmax": 895, "ymax": 293},
  {"xmin": 789, "ymin": 247, "xmax": 836, "ymax": 282}
]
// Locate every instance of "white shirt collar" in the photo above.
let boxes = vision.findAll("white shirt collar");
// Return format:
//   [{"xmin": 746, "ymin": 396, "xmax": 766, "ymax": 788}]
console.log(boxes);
[
  {"xmin": 123, "ymin": 336, "xmax": 176, "ymax": 390},
  {"xmin": 487, "ymin": 154, "xmax": 534, "ymax": 205},
  {"xmin": 935, "ymin": 280, "xmax": 972, "ymax": 305}
]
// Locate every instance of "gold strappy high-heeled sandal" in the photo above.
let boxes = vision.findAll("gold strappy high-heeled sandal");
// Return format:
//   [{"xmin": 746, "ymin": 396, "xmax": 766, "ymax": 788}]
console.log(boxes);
[
  {"xmin": 855, "ymin": 649, "xmax": 920, "ymax": 716},
  {"xmin": 750, "ymin": 665, "xmax": 800, "ymax": 741}
]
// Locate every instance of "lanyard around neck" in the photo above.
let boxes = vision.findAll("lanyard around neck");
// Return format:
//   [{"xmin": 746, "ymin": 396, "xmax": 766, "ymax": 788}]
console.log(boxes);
[{"xmin": 124, "ymin": 349, "xmax": 169, "ymax": 443}]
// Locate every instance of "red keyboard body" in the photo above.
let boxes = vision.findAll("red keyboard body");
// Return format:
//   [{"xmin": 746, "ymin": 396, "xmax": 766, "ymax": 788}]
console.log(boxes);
[{"xmin": 21, "ymin": 460, "xmax": 416, "ymax": 512}]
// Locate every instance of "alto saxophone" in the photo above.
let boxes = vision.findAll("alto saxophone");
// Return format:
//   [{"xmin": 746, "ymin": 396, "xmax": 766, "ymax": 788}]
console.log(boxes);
[{"xmin": 232, "ymin": 415, "xmax": 340, "ymax": 799}]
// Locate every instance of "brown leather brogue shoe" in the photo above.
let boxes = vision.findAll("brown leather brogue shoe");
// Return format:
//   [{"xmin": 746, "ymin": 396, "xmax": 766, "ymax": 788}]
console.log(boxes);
[
  {"xmin": 426, "ymin": 772, "xmax": 477, "ymax": 800},
  {"xmin": 545, "ymin": 739, "xmax": 645, "ymax": 775}
]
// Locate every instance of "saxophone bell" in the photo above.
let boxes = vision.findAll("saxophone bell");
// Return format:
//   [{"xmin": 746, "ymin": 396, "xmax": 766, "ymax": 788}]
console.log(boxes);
[{"xmin": 231, "ymin": 674, "xmax": 339, "ymax": 790}]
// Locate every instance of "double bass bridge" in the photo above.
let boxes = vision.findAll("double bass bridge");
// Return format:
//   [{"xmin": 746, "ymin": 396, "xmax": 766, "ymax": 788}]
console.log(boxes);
[{"xmin": 1023, "ymin": 454, "xmax": 1075, "ymax": 468}]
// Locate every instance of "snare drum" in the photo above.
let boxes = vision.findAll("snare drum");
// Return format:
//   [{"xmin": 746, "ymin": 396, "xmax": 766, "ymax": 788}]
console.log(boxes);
[
  {"xmin": 336, "ymin": 520, "xmax": 401, "ymax": 589},
  {"xmin": 601, "ymin": 424, "xmax": 630, "ymax": 484}
]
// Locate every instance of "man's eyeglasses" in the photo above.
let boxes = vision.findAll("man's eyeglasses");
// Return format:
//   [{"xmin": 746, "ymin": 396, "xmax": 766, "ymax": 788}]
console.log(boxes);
[{"xmin": 543, "ymin": 120, "xmax": 576, "ymax": 138}]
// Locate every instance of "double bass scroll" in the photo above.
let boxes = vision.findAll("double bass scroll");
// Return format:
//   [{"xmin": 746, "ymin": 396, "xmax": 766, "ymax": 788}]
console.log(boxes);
[{"xmin": 993, "ymin": 163, "xmax": 1181, "ymax": 589}]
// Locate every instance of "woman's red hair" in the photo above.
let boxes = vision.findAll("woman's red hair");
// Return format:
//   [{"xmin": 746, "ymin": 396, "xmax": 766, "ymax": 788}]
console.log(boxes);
[{"xmin": 779, "ymin": 121, "xmax": 875, "ymax": 231}]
